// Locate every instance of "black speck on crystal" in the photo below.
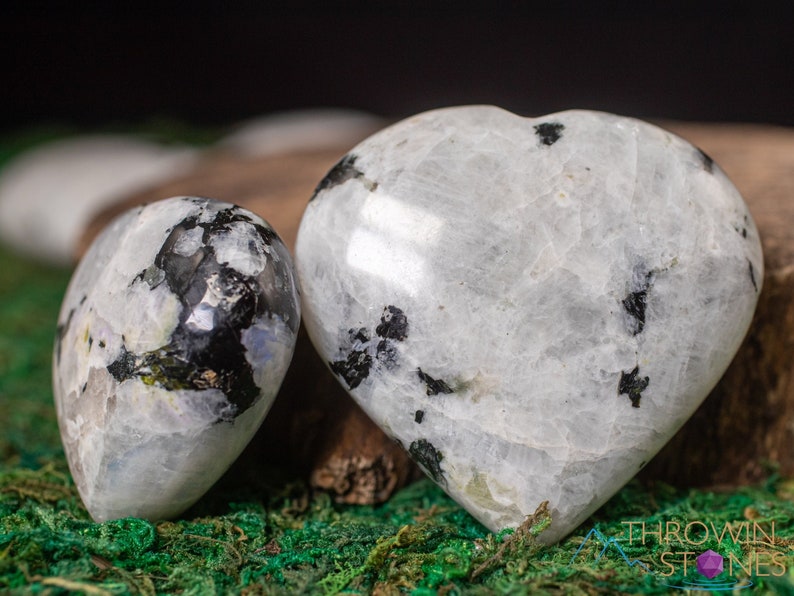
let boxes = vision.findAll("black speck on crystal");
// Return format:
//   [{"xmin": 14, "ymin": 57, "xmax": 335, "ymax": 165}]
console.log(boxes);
[
  {"xmin": 622, "ymin": 290, "xmax": 648, "ymax": 335},
  {"xmin": 417, "ymin": 368, "xmax": 453, "ymax": 396},
  {"xmin": 697, "ymin": 148, "xmax": 714, "ymax": 173},
  {"xmin": 311, "ymin": 153, "xmax": 375, "ymax": 200},
  {"xmin": 375, "ymin": 306, "xmax": 408, "ymax": 341},
  {"xmin": 106, "ymin": 201, "xmax": 300, "ymax": 421},
  {"xmin": 748, "ymin": 259, "xmax": 758, "ymax": 292},
  {"xmin": 618, "ymin": 366, "xmax": 649, "ymax": 408},
  {"xmin": 409, "ymin": 438, "xmax": 445, "ymax": 485},
  {"xmin": 375, "ymin": 339, "xmax": 399, "ymax": 369},
  {"xmin": 55, "ymin": 308, "xmax": 75, "ymax": 364},
  {"xmin": 350, "ymin": 327, "xmax": 370, "ymax": 344},
  {"xmin": 414, "ymin": 410, "xmax": 425, "ymax": 424},
  {"xmin": 330, "ymin": 350, "xmax": 373, "ymax": 390},
  {"xmin": 212, "ymin": 207, "xmax": 276, "ymax": 248},
  {"xmin": 107, "ymin": 345, "xmax": 138, "ymax": 382},
  {"xmin": 622, "ymin": 269, "xmax": 654, "ymax": 336},
  {"xmin": 534, "ymin": 122, "xmax": 565, "ymax": 146}
]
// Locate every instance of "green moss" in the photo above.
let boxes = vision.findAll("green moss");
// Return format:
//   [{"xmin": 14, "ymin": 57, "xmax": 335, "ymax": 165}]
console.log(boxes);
[{"xmin": 1, "ymin": 135, "xmax": 793, "ymax": 595}]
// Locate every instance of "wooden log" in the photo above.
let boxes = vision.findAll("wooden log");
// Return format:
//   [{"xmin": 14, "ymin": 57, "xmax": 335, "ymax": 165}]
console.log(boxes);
[
  {"xmin": 77, "ymin": 148, "xmax": 341, "ymax": 256},
  {"xmin": 79, "ymin": 120, "xmax": 794, "ymax": 500}
]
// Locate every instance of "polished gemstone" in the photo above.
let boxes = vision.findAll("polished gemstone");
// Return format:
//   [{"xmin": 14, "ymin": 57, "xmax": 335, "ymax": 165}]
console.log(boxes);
[
  {"xmin": 0, "ymin": 136, "xmax": 196, "ymax": 264},
  {"xmin": 54, "ymin": 196, "xmax": 300, "ymax": 522},
  {"xmin": 295, "ymin": 106, "xmax": 763, "ymax": 542}
]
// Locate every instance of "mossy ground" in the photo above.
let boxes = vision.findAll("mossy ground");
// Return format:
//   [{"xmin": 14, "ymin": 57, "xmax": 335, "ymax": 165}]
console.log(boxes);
[{"xmin": 1, "ymin": 134, "xmax": 793, "ymax": 595}]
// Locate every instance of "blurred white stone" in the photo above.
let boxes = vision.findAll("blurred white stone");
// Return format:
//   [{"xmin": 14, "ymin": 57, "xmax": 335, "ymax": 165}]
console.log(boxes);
[
  {"xmin": 0, "ymin": 136, "xmax": 197, "ymax": 265},
  {"xmin": 218, "ymin": 108, "xmax": 384, "ymax": 157}
]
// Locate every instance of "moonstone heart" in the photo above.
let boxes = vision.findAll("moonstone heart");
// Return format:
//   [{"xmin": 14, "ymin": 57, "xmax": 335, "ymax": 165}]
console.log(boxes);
[
  {"xmin": 295, "ymin": 106, "xmax": 763, "ymax": 543},
  {"xmin": 54, "ymin": 196, "xmax": 300, "ymax": 522}
]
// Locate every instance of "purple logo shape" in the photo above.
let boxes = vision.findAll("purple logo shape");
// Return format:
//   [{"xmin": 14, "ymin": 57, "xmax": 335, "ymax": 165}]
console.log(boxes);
[{"xmin": 697, "ymin": 549, "xmax": 724, "ymax": 579}]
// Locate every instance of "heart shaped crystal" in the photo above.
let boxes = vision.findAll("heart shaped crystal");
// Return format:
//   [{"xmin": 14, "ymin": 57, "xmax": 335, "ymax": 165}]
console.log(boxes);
[
  {"xmin": 295, "ymin": 106, "xmax": 763, "ymax": 542},
  {"xmin": 54, "ymin": 197, "xmax": 300, "ymax": 522}
]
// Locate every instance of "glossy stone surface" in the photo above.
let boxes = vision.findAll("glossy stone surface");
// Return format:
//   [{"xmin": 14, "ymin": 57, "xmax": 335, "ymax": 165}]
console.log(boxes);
[
  {"xmin": 295, "ymin": 106, "xmax": 763, "ymax": 543},
  {"xmin": 0, "ymin": 136, "xmax": 196, "ymax": 264},
  {"xmin": 54, "ymin": 196, "xmax": 300, "ymax": 522}
]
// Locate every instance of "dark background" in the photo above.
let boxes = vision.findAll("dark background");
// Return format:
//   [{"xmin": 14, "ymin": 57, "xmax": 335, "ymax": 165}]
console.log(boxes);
[{"xmin": 1, "ymin": 4, "xmax": 793, "ymax": 134}]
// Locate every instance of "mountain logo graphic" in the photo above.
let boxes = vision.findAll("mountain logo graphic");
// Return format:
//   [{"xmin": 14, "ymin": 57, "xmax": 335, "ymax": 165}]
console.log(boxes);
[
  {"xmin": 569, "ymin": 528, "xmax": 754, "ymax": 591},
  {"xmin": 568, "ymin": 528, "xmax": 650, "ymax": 571}
]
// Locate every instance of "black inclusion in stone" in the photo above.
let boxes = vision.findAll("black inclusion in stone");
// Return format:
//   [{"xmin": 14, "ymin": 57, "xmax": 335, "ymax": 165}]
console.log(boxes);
[
  {"xmin": 409, "ymin": 439, "xmax": 446, "ymax": 485},
  {"xmin": 414, "ymin": 410, "xmax": 425, "ymax": 424},
  {"xmin": 748, "ymin": 260, "xmax": 758, "ymax": 292},
  {"xmin": 375, "ymin": 339, "xmax": 399, "ymax": 369},
  {"xmin": 154, "ymin": 216, "xmax": 205, "ymax": 296},
  {"xmin": 697, "ymin": 148, "xmax": 714, "ymax": 174},
  {"xmin": 534, "ymin": 122, "xmax": 565, "ymax": 146},
  {"xmin": 351, "ymin": 327, "xmax": 370, "ymax": 344},
  {"xmin": 204, "ymin": 206, "xmax": 250, "ymax": 232},
  {"xmin": 55, "ymin": 308, "xmax": 75, "ymax": 364},
  {"xmin": 330, "ymin": 350, "xmax": 373, "ymax": 389},
  {"xmin": 622, "ymin": 270, "xmax": 654, "ymax": 336},
  {"xmin": 618, "ymin": 366, "xmax": 650, "ymax": 408},
  {"xmin": 113, "ymin": 203, "xmax": 296, "ymax": 421},
  {"xmin": 253, "ymin": 221, "xmax": 277, "ymax": 248},
  {"xmin": 417, "ymin": 368, "xmax": 453, "ymax": 396},
  {"xmin": 375, "ymin": 306, "xmax": 408, "ymax": 341},
  {"xmin": 201, "ymin": 206, "xmax": 277, "ymax": 249},
  {"xmin": 622, "ymin": 290, "xmax": 648, "ymax": 335},
  {"xmin": 150, "ymin": 261, "xmax": 262, "ymax": 418},
  {"xmin": 107, "ymin": 345, "xmax": 138, "ymax": 382},
  {"xmin": 310, "ymin": 153, "xmax": 364, "ymax": 200}
]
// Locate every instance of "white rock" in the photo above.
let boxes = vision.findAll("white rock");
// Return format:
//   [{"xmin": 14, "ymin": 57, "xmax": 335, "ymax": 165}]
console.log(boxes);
[
  {"xmin": 53, "ymin": 197, "xmax": 300, "ymax": 522},
  {"xmin": 0, "ymin": 136, "xmax": 197, "ymax": 265},
  {"xmin": 295, "ymin": 106, "xmax": 763, "ymax": 543},
  {"xmin": 218, "ymin": 108, "xmax": 384, "ymax": 157}
]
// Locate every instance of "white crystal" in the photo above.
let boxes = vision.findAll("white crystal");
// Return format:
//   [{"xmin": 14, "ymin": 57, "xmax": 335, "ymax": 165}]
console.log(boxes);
[
  {"xmin": 218, "ymin": 108, "xmax": 384, "ymax": 157},
  {"xmin": 295, "ymin": 106, "xmax": 763, "ymax": 543},
  {"xmin": 53, "ymin": 197, "xmax": 300, "ymax": 522},
  {"xmin": 0, "ymin": 136, "xmax": 196, "ymax": 264}
]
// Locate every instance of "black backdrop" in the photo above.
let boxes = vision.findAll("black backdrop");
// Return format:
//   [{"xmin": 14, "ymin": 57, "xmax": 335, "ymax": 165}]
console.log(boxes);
[{"xmin": 2, "ymin": 4, "xmax": 793, "ymax": 133}]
